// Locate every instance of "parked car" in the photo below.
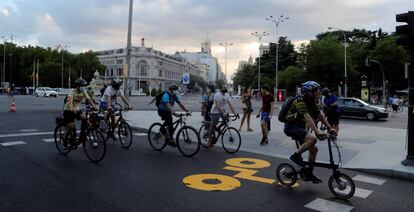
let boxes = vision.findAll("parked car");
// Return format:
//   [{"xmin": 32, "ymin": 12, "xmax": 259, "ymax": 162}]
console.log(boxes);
[
  {"xmin": 35, "ymin": 87, "xmax": 58, "ymax": 97},
  {"xmin": 336, "ymin": 97, "xmax": 388, "ymax": 121},
  {"xmin": 53, "ymin": 88, "xmax": 70, "ymax": 95}
]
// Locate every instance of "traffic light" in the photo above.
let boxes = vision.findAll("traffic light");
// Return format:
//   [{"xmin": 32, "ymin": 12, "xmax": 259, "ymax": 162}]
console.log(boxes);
[
  {"xmin": 396, "ymin": 11, "xmax": 414, "ymax": 50},
  {"xmin": 277, "ymin": 90, "xmax": 284, "ymax": 102}
]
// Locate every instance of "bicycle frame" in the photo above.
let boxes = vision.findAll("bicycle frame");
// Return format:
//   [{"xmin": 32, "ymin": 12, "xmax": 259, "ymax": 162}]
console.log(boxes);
[{"xmin": 295, "ymin": 136, "xmax": 340, "ymax": 171}]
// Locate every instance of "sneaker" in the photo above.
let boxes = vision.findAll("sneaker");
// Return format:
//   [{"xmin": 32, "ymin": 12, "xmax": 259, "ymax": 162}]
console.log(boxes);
[
  {"xmin": 260, "ymin": 137, "xmax": 268, "ymax": 145},
  {"xmin": 290, "ymin": 153, "xmax": 306, "ymax": 167}
]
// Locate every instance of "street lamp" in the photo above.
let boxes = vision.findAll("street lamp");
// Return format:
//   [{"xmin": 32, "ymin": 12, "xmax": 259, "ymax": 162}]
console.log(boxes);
[
  {"xmin": 328, "ymin": 26, "xmax": 348, "ymax": 97},
  {"xmin": 219, "ymin": 42, "xmax": 233, "ymax": 83},
  {"xmin": 266, "ymin": 15, "xmax": 289, "ymax": 99},
  {"xmin": 125, "ymin": 0, "xmax": 134, "ymax": 98},
  {"xmin": 366, "ymin": 57, "xmax": 387, "ymax": 108},
  {"xmin": 57, "ymin": 44, "xmax": 70, "ymax": 88},
  {"xmin": 1, "ymin": 36, "xmax": 9, "ymax": 87},
  {"xmin": 251, "ymin": 31, "xmax": 270, "ymax": 91}
]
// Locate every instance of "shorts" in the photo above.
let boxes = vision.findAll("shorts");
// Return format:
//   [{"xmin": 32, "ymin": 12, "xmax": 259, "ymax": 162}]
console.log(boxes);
[
  {"xmin": 243, "ymin": 103, "xmax": 253, "ymax": 113},
  {"xmin": 99, "ymin": 101, "xmax": 108, "ymax": 110},
  {"xmin": 327, "ymin": 112, "xmax": 340, "ymax": 125},
  {"xmin": 210, "ymin": 113, "xmax": 224, "ymax": 128},
  {"xmin": 392, "ymin": 105, "xmax": 398, "ymax": 111},
  {"xmin": 284, "ymin": 123, "xmax": 308, "ymax": 144},
  {"xmin": 63, "ymin": 110, "xmax": 83, "ymax": 125}
]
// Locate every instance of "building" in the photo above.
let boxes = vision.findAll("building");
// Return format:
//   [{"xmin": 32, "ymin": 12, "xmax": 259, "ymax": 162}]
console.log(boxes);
[
  {"xmin": 179, "ymin": 37, "xmax": 225, "ymax": 84},
  {"xmin": 259, "ymin": 44, "xmax": 270, "ymax": 57},
  {"xmin": 96, "ymin": 38, "xmax": 202, "ymax": 93}
]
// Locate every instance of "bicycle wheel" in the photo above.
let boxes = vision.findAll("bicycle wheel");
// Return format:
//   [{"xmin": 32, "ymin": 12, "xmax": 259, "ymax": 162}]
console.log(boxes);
[
  {"xmin": 148, "ymin": 123, "xmax": 167, "ymax": 151},
  {"xmin": 54, "ymin": 124, "xmax": 71, "ymax": 155},
  {"xmin": 398, "ymin": 106, "xmax": 404, "ymax": 113},
  {"xmin": 198, "ymin": 123, "xmax": 212, "ymax": 148},
  {"xmin": 276, "ymin": 163, "xmax": 297, "ymax": 187},
  {"xmin": 176, "ymin": 126, "xmax": 201, "ymax": 157},
  {"xmin": 328, "ymin": 172, "xmax": 355, "ymax": 200},
  {"xmin": 118, "ymin": 121, "xmax": 133, "ymax": 149},
  {"xmin": 221, "ymin": 127, "xmax": 241, "ymax": 154},
  {"xmin": 83, "ymin": 129, "xmax": 106, "ymax": 163}
]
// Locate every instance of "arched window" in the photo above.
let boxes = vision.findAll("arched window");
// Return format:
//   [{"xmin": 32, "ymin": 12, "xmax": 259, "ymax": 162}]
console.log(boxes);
[{"xmin": 137, "ymin": 60, "xmax": 148, "ymax": 76}]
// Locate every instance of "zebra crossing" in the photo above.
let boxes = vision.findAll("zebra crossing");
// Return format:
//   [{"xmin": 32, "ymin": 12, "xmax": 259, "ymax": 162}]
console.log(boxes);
[{"xmin": 304, "ymin": 174, "xmax": 387, "ymax": 211}]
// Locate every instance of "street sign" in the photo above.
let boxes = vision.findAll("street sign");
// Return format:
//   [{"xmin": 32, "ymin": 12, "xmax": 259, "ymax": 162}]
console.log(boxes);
[{"xmin": 182, "ymin": 73, "xmax": 190, "ymax": 85}]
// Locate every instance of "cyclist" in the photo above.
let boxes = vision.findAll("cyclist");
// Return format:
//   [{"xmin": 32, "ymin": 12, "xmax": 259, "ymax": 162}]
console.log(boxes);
[
  {"xmin": 283, "ymin": 81, "xmax": 336, "ymax": 183},
  {"xmin": 100, "ymin": 79, "xmax": 133, "ymax": 134},
  {"xmin": 158, "ymin": 84, "xmax": 190, "ymax": 146},
  {"xmin": 207, "ymin": 85, "xmax": 238, "ymax": 148},
  {"xmin": 63, "ymin": 79, "xmax": 96, "ymax": 148}
]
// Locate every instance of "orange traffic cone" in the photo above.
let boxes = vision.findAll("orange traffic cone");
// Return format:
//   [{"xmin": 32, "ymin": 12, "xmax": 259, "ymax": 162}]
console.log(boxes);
[{"xmin": 9, "ymin": 98, "xmax": 16, "ymax": 112}]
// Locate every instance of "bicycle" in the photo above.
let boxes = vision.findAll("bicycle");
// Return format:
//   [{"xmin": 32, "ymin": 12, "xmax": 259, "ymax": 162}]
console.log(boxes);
[
  {"xmin": 276, "ymin": 133, "xmax": 355, "ymax": 200},
  {"xmin": 198, "ymin": 114, "xmax": 241, "ymax": 154},
  {"xmin": 95, "ymin": 103, "xmax": 133, "ymax": 149},
  {"xmin": 148, "ymin": 112, "xmax": 201, "ymax": 157},
  {"xmin": 54, "ymin": 106, "xmax": 107, "ymax": 163}
]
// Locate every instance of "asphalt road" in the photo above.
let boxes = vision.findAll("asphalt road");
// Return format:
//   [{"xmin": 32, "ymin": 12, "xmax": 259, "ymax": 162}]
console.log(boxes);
[{"xmin": 0, "ymin": 96, "xmax": 413, "ymax": 211}]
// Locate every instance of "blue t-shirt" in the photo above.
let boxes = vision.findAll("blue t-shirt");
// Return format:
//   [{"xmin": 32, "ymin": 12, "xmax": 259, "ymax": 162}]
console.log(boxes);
[
  {"xmin": 324, "ymin": 95, "xmax": 339, "ymax": 113},
  {"xmin": 158, "ymin": 92, "xmax": 181, "ymax": 112}
]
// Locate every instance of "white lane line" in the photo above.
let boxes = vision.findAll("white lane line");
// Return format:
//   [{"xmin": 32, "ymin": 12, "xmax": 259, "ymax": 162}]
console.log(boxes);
[
  {"xmin": 305, "ymin": 198, "xmax": 354, "ymax": 212},
  {"xmin": 134, "ymin": 133, "xmax": 147, "ymax": 136},
  {"xmin": 337, "ymin": 187, "xmax": 373, "ymax": 199},
  {"xmin": 1, "ymin": 141, "xmax": 26, "ymax": 146},
  {"xmin": 20, "ymin": 129, "xmax": 39, "ymax": 132},
  {"xmin": 42, "ymin": 138, "xmax": 55, "ymax": 143},
  {"xmin": 353, "ymin": 175, "xmax": 386, "ymax": 185},
  {"xmin": 0, "ymin": 132, "xmax": 54, "ymax": 138}
]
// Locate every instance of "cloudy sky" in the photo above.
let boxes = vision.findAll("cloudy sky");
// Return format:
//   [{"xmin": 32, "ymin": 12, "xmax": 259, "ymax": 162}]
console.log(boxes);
[{"xmin": 0, "ymin": 0, "xmax": 412, "ymax": 78}]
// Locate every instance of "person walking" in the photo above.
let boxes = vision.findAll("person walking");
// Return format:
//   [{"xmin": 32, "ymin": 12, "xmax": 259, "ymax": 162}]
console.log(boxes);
[
  {"xmin": 256, "ymin": 86, "xmax": 274, "ymax": 145},
  {"xmin": 239, "ymin": 87, "xmax": 254, "ymax": 132},
  {"xmin": 391, "ymin": 95, "xmax": 400, "ymax": 116},
  {"xmin": 321, "ymin": 88, "xmax": 340, "ymax": 134}
]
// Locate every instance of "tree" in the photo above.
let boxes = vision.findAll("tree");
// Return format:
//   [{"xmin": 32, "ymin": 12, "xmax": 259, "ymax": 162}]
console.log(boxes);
[{"xmin": 278, "ymin": 66, "xmax": 306, "ymax": 96}]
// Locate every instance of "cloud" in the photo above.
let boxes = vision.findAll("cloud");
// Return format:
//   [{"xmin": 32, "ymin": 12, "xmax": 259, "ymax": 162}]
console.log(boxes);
[{"xmin": 0, "ymin": 0, "xmax": 412, "ymax": 79}]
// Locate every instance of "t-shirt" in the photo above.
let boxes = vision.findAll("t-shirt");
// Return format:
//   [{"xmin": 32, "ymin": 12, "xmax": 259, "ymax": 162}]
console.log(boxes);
[
  {"xmin": 211, "ymin": 92, "xmax": 230, "ymax": 114},
  {"xmin": 324, "ymin": 95, "xmax": 339, "ymax": 113},
  {"xmin": 64, "ymin": 89, "xmax": 89, "ymax": 111},
  {"xmin": 100, "ymin": 86, "xmax": 124, "ymax": 102},
  {"xmin": 261, "ymin": 93, "xmax": 275, "ymax": 113},
  {"xmin": 286, "ymin": 95, "xmax": 320, "ymax": 128},
  {"xmin": 392, "ymin": 98, "xmax": 400, "ymax": 106},
  {"xmin": 158, "ymin": 92, "xmax": 181, "ymax": 112}
]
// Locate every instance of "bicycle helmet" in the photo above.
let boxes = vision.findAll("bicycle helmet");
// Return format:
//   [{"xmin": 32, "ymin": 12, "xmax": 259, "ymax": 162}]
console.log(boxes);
[
  {"xmin": 169, "ymin": 84, "xmax": 179, "ymax": 91},
  {"xmin": 75, "ymin": 78, "xmax": 87, "ymax": 87},
  {"xmin": 301, "ymin": 81, "xmax": 320, "ymax": 92},
  {"xmin": 321, "ymin": 87, "xmax": 330, "ymax": 96},
  {"xmin": 111, "ymin": 79, "xmax": 123, "ymax": 90}
]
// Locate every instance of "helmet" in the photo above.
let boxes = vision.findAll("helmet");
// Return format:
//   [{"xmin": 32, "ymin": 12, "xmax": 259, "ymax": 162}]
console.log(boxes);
[
  {"xmin": 169, "ymin": 84, "xmax": 179, "ymax": 91},
  {"xmin": 321, "ymin": 88, "xmax": 330, "ymax": 96},
  {"xmin": 75, "ymin": 79, "xmax": 87, "ymax": 87},
  {"xmin": 301, "ymin": 81, "xmax": 320, "ymax": 92},
  {"xmin": 111, "ymin": 79, "xmax": 123, "ymax": 90}
]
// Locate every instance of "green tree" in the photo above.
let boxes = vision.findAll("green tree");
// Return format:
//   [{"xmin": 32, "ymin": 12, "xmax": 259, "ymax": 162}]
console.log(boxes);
[{"xmin": 278, "ymin": 66, "xmax": 306, "ymax": 96}]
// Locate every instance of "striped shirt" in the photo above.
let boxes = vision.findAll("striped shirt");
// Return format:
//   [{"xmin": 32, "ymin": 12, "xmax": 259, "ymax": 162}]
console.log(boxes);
[{"xmin": 286, "ymin": 95, "xmax": 320, "ymax": 127}]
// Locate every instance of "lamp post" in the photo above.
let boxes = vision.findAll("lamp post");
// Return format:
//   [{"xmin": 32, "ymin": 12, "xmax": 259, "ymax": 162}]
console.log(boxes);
[
  {"xmin": 57, "ymin": 44, "xmax": 70, "ymax": 88},
  {"xmin": 1, "ymin": 36, "xmax": 9, "ymax": 87},
  {"xmin": 219, "ymin": 42, "xmax": 233, "ymax": 83},
  {"xmin": 328, "ymin": 27, "xmax": 348, "ymax": 97},
  {"xmin": 266, "ymin": 15, "xmax": 289, "ymax": 100},
  {"xmin": 125, "ymin": 0, "xmax": 134, "ymax": 98},
  {"xmin": 366, "ymin": 57, "xmax": 387, "ymax": 108},
  {"xmin": 251, "ymin": 31, "xmax": 269, "ymax": 91}
]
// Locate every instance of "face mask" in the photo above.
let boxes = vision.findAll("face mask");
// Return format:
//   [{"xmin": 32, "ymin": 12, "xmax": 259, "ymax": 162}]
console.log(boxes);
[{"xmin": 79, "ymin": 86, "xmax": 85, "ymax": 92}]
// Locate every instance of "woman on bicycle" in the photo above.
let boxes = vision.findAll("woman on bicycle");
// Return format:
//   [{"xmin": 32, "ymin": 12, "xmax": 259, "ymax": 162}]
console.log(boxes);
[
  {"xmin": 239, "ymin": 87, "xmax": 253, "ymax": 132},
  {"xmin": 63, "ymin": 79, "xmax": 96, "ymax": 148}
]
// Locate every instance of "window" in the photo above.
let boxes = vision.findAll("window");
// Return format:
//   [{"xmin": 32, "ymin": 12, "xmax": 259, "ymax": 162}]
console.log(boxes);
[
  {"xmin": 119, "ymin": 68, "xmax": 123, "ymax": 76},
  {"xmin": 159, "ymin": 70, "xmax": 163, "ymax": 77},
  {"xmin": 117, "ymin": 59, "xmax": 123, "ymax": 64},
  {"xmin": 137, "ymin": 60, "xmax": 148, "ymax": 76}
]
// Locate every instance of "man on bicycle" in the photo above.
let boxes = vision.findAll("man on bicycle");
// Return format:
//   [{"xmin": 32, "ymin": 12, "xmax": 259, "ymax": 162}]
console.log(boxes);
[
  {"xmin": 100, "ymin": 79, "xmax": 133, "ymax": 133},
  {"xmin": 284, "ymin": 81, "xmax": 336, "ymax": 183},
  {"xmin": 208, "ymin": 85, "xmax": 238, "ymax": 148},
  {"xmin": 63, "ymin": 79, "xmax": 96, "ymax": 148},
  {"xmin": 158, "ymin": 84, "xmax": 190, "ymax": 146}
]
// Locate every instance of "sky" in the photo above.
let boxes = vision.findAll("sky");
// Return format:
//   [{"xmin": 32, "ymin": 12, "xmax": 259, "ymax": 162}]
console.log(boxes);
[{"xmin": 0, "ymin": 0, "xmax": 412, "ymax": 79}]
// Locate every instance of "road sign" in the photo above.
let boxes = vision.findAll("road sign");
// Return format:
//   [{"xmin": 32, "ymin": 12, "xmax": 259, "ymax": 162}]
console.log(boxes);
[{"xmin": 182, "ymin": 73, "xmax": 190, "ymax": 85}]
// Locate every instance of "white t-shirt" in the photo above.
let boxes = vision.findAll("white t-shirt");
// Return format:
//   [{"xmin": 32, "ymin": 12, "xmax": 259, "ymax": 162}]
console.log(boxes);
[
  {"xmin": 392, "ymin": 98, "xmax": 400, "ymax": 105},
  {"xmin": 210, "ymin": 92, "xmax": 230, "ymax": 114},
  {"xmin": 100, "ymin": 86, "xmax": 124, "ymax": 102}
]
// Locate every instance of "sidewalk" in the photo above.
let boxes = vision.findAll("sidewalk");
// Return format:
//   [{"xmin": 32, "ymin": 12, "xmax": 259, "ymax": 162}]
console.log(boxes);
[{"xmin": 125, "ymin": 110, "xmax": 414, "ymax": 181}]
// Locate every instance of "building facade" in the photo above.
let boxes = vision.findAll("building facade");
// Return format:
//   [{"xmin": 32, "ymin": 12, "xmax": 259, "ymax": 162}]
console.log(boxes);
[{"xmin": 96, "ymin": 40, "xmax": 202, "ymax": 93}]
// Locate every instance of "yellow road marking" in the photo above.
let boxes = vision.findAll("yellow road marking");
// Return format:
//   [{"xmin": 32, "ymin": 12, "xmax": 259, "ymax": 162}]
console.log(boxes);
[
  {"xmin": 183, "ymin": 174, "xmax": 241, "ymax": 191},
  {"xmin": 225, "ymin": 158, "xmax": 271, "ymax": 169},
  {"xmin": 223, "ymin": 166, "xmax": 275, "ymax": 184}
]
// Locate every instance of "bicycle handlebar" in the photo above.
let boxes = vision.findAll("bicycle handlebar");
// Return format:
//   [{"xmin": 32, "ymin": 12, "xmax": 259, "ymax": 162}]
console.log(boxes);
[{"xmin": 173, "ymin": 112, "xmax": 192, "ymax": 117}]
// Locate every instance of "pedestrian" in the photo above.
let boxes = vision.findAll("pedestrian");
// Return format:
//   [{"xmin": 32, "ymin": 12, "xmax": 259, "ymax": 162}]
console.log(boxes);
[
  {"xmin": 391, "ymin": 95, "xmax": 400, "ymax": 116},
  {"xmin": 321, "ymin": 88, "xmax": 340, "ymax": 134},
  {"xmin": 201, "ymin": 85, "xmax": 215, "ymax": 122},
  {"xmin": 239, "ymin": 87, "xmax": 254, "ymax": 131},
  {"xmin": 256, "ymin": 86, "xmax": 274, "ymax": 145}
]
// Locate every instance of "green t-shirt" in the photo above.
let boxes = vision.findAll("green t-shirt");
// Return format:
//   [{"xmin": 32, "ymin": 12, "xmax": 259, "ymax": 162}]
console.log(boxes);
[{"xmin": 64, "ymin": 89, "xmax": 90, "ymax": 111}]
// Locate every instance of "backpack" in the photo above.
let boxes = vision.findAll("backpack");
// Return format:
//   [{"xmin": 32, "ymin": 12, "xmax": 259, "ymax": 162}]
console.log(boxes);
[
  {"xmin": 278, "ymin": 96, "xmax": 297, "ymax": 123},
  {"xmin": 155, "ymin": 91, "xmax": 173, "ymax": 108}
]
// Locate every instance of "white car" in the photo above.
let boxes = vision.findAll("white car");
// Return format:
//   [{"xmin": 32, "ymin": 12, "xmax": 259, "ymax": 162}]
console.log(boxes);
[{"xmin": 35, "ymin": 87, "xmax": 58, "ymax": 97}]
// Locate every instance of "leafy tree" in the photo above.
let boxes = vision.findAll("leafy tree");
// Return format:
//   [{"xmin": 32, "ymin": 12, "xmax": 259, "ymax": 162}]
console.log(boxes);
[{"xmin": 278, "ymin": 66, "xmax": 306, "ymax": 96}]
